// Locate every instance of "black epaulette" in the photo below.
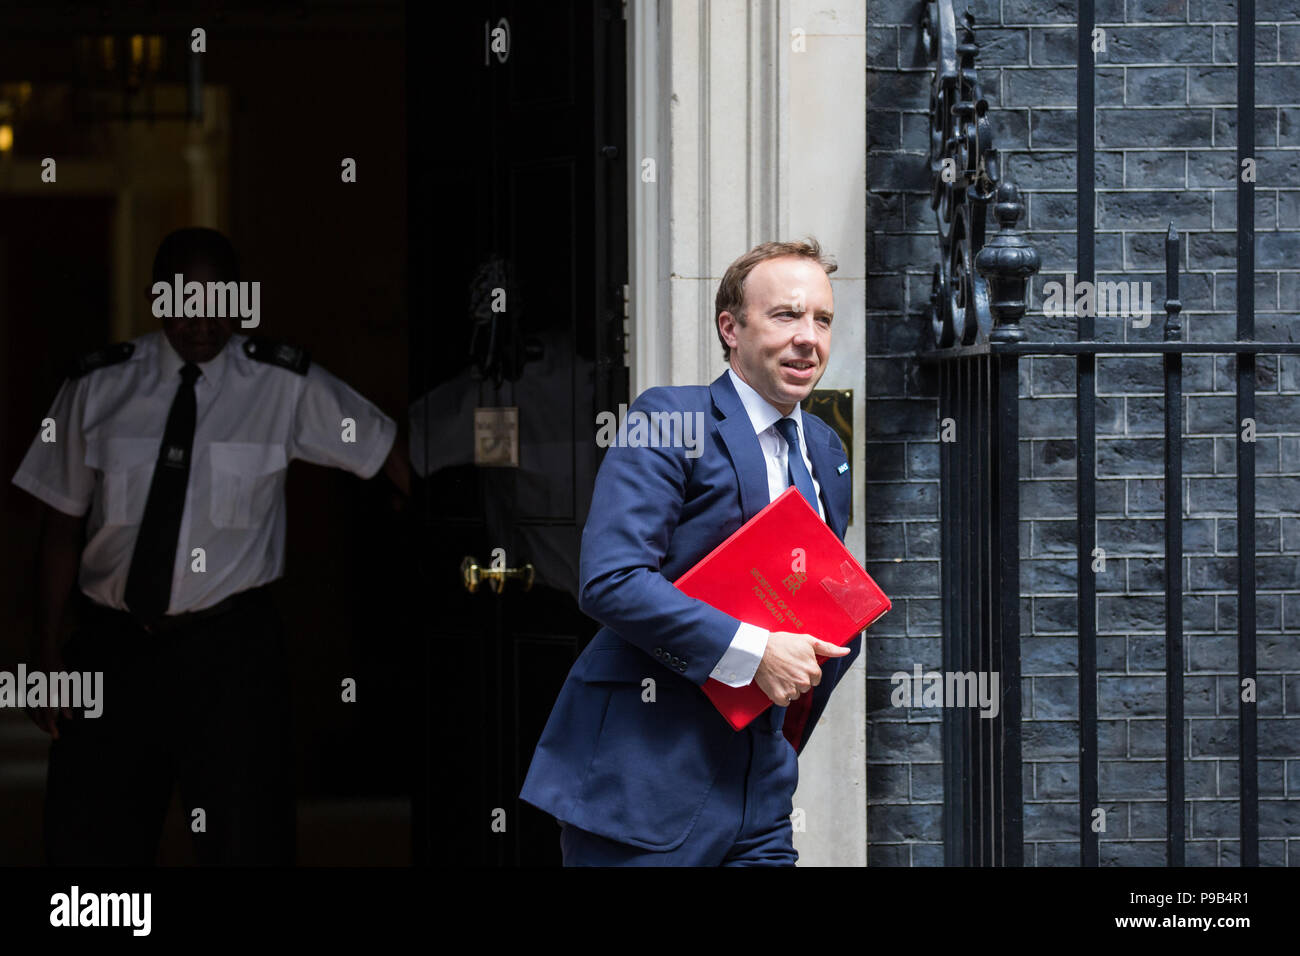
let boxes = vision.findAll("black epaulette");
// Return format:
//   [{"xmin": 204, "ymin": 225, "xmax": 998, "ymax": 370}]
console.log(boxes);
[
  {"xmin": 243, "ymin": 337, "xmax": 311, "ymax": 375},
  {"xmin": 68, "ymin": 342, "xmax": 134, "ymax": 379}
]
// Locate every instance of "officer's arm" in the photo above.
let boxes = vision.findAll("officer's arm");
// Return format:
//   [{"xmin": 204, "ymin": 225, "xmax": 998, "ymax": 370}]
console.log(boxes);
[{"xmin": 33, "ymin": 503, "xmax": 86, "ymax": 661}]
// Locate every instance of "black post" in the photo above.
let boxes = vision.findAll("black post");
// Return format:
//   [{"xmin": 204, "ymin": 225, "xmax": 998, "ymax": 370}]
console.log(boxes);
[
  {"xmin": 1235, "ymin": 0, "xmax": 1259, "ymax": 868},
  {"xmin": 975, "ymin": 181, "xmax": 1037, "ymax": 865},
  {"xmin": 994, "ymin": 352, "xmax": 1022, "ymax": 864},
  {"xmin": 965, "ymin": 357, "xmax": 980, "ymax": 860},
  {"xmin": 941, "ymin": 360, "xmax": 962, "ymax": 865},
  {"xmin": 975, "ymin": 356, "xmax": 991, "ymax": 863},
  {"xmin": 1163, "ymin": 225, "xmax": 1185, "ymax": 867},
  {"xmin": 1075, "ymin": 0, "xmax": 1099, "ymax": 868}
]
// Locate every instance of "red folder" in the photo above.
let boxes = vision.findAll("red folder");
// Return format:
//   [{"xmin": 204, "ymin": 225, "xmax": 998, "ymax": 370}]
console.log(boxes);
[{"xmin": 673, "ymin": 487, "xmax": 891, "ymax": 736}]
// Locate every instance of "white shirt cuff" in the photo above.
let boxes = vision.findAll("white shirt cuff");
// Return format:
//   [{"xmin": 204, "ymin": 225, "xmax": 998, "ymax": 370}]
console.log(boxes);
[{"xmin": 710, "ymin": 621, "xmax": 770, "ymax": 687}]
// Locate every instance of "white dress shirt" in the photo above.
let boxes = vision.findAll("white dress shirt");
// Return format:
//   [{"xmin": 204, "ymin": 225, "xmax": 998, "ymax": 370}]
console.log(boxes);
[
  {"xmin": 708, "ymin": 368, "xmax": 826, "ymax": 687},
  {"xmin": 12, "ymin": 330, "xmax": 397, "ymax": 614}
]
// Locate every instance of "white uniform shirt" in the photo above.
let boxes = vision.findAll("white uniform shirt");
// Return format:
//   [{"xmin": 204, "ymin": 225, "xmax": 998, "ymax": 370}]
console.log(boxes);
[
  {"xmin": 709, "ymin": 368, "xmax": 827, "ymax": 687},
  {"xmin": 12, "ymin": 330, "xmax": 397, "ymax": 614}
]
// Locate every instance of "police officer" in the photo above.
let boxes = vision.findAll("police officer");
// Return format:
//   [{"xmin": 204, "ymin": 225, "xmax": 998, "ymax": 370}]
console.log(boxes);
[{"xmin": 13, "ymin": 227, "xmax": 410, "ymax": 865}]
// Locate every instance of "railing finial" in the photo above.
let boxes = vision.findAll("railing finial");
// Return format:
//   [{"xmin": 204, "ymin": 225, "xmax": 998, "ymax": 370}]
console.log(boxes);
[
  {"xmin": 976, "ymin": 181, "xmax": 1040, "ymax": 344},
  {"xmin": 1164, "ymin": 222, "xmax": 1182, "ymax": 341}
]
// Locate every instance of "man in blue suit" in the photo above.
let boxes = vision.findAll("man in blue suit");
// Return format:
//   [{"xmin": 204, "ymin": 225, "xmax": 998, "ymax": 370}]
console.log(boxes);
[{"xmin": 520, "ymin": 238, "xmax": 859, "ymax": 866}]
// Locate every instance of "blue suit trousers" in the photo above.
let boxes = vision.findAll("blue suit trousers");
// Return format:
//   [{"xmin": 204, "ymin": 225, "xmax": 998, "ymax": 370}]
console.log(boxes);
[{"xmin": 558, "ymin": 709, "xmax": 799, "ymax": 866}]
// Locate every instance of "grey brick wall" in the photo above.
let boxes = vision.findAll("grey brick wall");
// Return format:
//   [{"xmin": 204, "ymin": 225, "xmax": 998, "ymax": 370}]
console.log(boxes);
[{"xmin": 864, "ymin": 0, "xmax": 1300, "ymax": 865}]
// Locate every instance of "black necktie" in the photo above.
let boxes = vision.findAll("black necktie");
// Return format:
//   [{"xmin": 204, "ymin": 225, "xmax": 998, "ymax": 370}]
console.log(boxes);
[
  {"xmin": 775, "ymin": 417, "xmax": 819, "ymax": 515},
  {"xmin": 124, "ymin": 362, "xmax": 201, "ymax": 627}
]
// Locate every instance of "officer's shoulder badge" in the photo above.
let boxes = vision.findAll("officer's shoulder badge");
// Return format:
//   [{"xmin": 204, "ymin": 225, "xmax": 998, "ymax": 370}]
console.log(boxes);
[
  {"xmin": 243, "ymin": 337, "xmax": 311, "ymax": 375},
  {"xmin": 68, "ymin": 342, "xmax": 134, "ymax": 379}
]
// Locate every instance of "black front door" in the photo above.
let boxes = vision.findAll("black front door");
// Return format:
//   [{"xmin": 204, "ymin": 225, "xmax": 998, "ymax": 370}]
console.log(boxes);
[{"xmin": 409, "ymin": 0, "xmax": 628, "ymax": 866}]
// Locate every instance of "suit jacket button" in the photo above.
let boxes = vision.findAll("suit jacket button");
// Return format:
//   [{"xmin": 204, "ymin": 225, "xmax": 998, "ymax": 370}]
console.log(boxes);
[{"xmin": 654, "ymin": 648, "xmax": 663, "ymax": 658}]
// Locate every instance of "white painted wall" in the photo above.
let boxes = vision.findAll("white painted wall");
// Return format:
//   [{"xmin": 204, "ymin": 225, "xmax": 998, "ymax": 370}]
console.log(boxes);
[
  {"xmin": 629, "ymin": 0, "xmax": 867, "ymax": 866},
  {"xmin": 786, "ymin": 0, "xmax": 867, "ymax": 868}
]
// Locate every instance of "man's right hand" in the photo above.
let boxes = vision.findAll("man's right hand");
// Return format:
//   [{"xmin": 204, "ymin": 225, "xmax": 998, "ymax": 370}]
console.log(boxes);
[
  {"xmin": 29, "ymin": 503, "xmax": 86, "ymax": 741},
  {"xmin": 25, "ymin": 645, "xmax": 73, "ymax": 740},
  {"xmin": 753, "ymin": 631, "xmax": 850, "ymax": 707}
]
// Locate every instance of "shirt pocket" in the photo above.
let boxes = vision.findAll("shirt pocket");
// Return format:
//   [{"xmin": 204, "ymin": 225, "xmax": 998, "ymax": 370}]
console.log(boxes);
[
  {"xmin": 208, "ymin": 441, "xmax": 287, "ymax": 529},
  {"xmin": 83, "ymin": 437, "xmax": 160, "ymax": 526}
]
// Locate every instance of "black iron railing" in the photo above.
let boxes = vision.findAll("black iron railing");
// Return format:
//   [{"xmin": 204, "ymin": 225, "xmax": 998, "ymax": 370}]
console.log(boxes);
[{"xmin": 919, "ymin": 0, "xmax": 1293, "ymax": 866}]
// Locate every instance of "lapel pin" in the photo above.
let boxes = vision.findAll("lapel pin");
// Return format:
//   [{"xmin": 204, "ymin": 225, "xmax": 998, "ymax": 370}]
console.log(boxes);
[{"xmin": 837, "ymin": 462, "xmax": 849, "ymax": 475}]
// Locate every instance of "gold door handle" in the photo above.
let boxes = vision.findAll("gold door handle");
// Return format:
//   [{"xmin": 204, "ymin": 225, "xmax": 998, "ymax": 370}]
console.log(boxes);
[{"xmin": 460, "ymin": 555, "xmax": 535, "ymax": 594}]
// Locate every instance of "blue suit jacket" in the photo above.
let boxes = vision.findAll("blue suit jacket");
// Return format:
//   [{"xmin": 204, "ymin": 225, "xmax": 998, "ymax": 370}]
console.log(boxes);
[{"xmin": 519, "ymin": 370, "xmax": 861, "ymax": 850}]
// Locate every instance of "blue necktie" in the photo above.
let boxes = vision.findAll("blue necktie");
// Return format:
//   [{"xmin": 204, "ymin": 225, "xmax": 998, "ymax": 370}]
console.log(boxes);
[{"xmin": 775, "ymin": 417, "xmax": 818, "ymax": 515}]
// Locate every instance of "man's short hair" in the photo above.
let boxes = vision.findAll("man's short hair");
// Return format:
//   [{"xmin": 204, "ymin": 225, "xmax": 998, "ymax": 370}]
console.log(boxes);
[
  {"xmin": 714, "ymin": 237, "xmax": 837, "ymax": 362},
  {"xmin": 151, "ymin": 227, "xmax": 240, "ymax": 285}
]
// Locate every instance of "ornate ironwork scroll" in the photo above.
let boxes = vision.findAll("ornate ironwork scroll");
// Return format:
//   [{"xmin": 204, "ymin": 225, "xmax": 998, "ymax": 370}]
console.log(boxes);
[{"xmin": 921, "ymin": 0, "xmax": 1039, "ymax": 348}]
